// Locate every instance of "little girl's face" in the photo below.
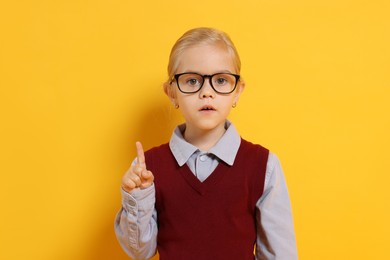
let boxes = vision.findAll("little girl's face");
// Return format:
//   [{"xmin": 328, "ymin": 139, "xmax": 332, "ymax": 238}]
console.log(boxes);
[{"xmin": 170, "ymin": 43, "xmax": 244, "ymax": 134}]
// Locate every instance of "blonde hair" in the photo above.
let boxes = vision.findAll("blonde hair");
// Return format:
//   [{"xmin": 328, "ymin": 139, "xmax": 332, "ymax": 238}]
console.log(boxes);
[{"xmin": 166, "ymin": 27, "xmax": 241, "ymax": 82}]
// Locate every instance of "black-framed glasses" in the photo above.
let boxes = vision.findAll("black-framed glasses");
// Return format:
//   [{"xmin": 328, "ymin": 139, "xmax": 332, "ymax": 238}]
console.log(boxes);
[{"xmin": 172, "ymin": 72, "xmax": 240, "ymax": 94}]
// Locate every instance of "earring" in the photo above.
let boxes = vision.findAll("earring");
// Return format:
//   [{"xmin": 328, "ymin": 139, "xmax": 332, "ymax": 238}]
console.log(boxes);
[
  {"xmin": 232, "ymin": 102, "xmax": 237, "ymax": 108},
  {"xmin": 175, "ymin": 104, "xmax": 179, "ymax": 109}
]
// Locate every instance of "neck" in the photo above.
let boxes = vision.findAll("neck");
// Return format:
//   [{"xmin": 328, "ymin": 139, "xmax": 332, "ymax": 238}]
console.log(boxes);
[{"xmin": 183, "ymin": 123, "xmax": 226, "ymax": 152}]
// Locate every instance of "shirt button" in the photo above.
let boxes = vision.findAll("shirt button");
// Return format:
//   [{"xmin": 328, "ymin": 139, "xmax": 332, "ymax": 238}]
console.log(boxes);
[
  {"xmin": 130, "ymin": 224, "xmax": 137, "ymax": 232},
  {"xmin": 127, "ymin": 199, "xmax": 136, "ymax": 207},
  {"xmin": 199, "ymin": 155, "xmax": 207, "ymax": 162}
]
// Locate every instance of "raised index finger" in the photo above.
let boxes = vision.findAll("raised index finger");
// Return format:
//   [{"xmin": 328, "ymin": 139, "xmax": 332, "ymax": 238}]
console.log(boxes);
[{"xmin": 135, "ymin": 141, "xmax": 146, "ymax": 167}]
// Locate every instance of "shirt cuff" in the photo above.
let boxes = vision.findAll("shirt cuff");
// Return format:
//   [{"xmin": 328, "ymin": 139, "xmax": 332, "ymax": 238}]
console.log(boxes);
[{"xmin": 121, "ymin": 184, "xmax": 156, "ymax": 212}]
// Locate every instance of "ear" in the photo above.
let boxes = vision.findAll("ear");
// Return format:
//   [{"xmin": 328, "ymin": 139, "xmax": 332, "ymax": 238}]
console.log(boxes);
[
  {"xmin": 233, "ymin": 79, "xmax": 245, "ymax": 104},
  {"xmin": 163, "ymin": 81, "xmax": 177, "ymax": 105}
]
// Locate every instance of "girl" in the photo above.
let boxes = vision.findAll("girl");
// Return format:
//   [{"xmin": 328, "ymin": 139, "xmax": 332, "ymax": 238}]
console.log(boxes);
[{"xmin": 115, "ymin": 27, "xmax": 297, "ymax": 260}]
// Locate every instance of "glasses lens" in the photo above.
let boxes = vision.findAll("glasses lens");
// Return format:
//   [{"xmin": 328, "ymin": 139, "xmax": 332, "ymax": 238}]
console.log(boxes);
[
  {"xmin": 177, "ymin": 73, "xmax": 204, "ymax": 93},
  {"xmin": 211, "ymin": 73, "xmax": 237, "ymax": 93}
]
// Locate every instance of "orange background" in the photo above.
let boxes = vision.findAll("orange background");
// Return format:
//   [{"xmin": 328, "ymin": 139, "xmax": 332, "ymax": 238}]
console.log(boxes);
[{"xmin": 1, "ymin": 0, "xmax": 389, "ymax": 259}]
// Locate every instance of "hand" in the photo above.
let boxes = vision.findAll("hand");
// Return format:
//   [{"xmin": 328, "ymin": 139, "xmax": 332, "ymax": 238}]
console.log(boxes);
[{"xmin": 121, "ymin": 141, "xmax": 154, "ymax": 193}]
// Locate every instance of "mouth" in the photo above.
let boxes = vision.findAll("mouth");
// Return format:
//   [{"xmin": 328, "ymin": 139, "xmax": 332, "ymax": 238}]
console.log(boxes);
[{"xmin": 199, "ymin": 105, "xmax": 216, "ymax": 112}]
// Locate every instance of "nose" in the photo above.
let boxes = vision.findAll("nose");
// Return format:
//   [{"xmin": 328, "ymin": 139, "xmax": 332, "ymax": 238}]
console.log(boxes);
[{"xmin": 199, "ymin": 78, "xmax": 215, "ymax": 99}]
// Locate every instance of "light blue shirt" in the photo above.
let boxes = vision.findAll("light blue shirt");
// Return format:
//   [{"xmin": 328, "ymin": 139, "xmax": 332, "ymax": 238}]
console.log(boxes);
[{"xmin": 115, "ymin": 121, "xmax": 298, "ymax": 260}]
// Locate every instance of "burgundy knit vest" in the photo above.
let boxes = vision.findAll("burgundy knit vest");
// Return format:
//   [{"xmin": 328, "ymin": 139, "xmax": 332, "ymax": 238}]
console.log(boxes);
[{"xmin": 145, "ymin": 139, "xmax": 269, "ymax": 260}]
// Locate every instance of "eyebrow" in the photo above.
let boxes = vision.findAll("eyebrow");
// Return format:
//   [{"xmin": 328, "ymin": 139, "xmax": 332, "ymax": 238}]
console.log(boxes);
[{"xmin": 178, "ymin": 69, "xmax": 234, "ymax": 74}]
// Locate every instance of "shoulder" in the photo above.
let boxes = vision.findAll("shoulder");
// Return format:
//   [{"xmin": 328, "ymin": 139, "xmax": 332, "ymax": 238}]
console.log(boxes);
[
  {"xmin": 144, "ymin": 143, "xmax": 170, "ymax": 165},
  {"xmin": 239, "ymin": 139, "xmax": 285, "ymax": 187},
  {"xmin": 240, "ymin": 138, "xmax": 269, "ymax": 157},
  {"xmin": 264, "ymin": 152, "xmax": 286, "ymax": 188},
  {"xmin": 236, "ymin": 139, "xmax": 270, "ymax": 176},
  {"xmin": 266, "ymin": 152, "xmax": 281, "ymax": 173},
  {"xmin": 145, "ymin": 143, "xmax": 170, "ymax": 156},
  {"xmin": 144, "ymin": 143, "xmax": 171, "ymax": 172}
]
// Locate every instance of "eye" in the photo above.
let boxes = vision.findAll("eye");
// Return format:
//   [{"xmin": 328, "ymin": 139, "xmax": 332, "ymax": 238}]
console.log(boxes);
[
  {"xmin": 213, "ymin": 75, "xmax": 230, "ymax": 86},
  {"xmin": 179, "ymin": 74, "xmax": 203, "ymax": 87},
  {"xmin": 187, "ymin": 78, "xmax": 200, "ymax": 86},
  {"xmin": 215, "ymin": 77, "xmax": 228, "ymax": 85}
]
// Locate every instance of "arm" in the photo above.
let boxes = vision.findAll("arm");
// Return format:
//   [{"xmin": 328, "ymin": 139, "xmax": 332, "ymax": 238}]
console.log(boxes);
[
  {"xmin": 114, "ymin": 142, "xmax": 158, "ymax": 259},
  {"xmin": 255, "ymin": 152, "xmax": 298, "ymax": 260},
  {"xmin": 114, "ymin": 186, "xmax": 158, "ymax": 259}
]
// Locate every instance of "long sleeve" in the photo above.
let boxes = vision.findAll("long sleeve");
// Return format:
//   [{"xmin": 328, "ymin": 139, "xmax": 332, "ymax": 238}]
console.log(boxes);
[
  {"xmin": 114, "ymin": 185, "xmax": 158, "ymax": 260},
  {"xmin": 255, "ymin": 152, "xmax": 298, "ymax": 260}
]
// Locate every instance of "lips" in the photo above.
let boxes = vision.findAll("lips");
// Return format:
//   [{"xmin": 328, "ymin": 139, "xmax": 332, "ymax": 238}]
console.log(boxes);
[{"xmin": 199, "ymin": 105, "xmax": 216, "ymax": 111}]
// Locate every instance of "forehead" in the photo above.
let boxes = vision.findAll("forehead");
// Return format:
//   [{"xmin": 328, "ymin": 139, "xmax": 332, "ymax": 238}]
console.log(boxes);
[{"xmin": 176, "ymin": 44, "xmax": 236, "ymax": 74}]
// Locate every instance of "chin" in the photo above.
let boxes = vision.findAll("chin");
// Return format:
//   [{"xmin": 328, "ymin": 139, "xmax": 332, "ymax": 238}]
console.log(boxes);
[{"xmin": 196, "ymin": 121, "xmax": 225, "ymax": 132}]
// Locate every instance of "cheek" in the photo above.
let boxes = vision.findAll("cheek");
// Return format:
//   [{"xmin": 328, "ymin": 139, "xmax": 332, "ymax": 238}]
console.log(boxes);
[
  {"xmin": 175, "ymin": 96, "xmax": 190, "ymax": 112},
  {"xmin": 222, "ymin": 104, "xmax": 233, "ymax": 116},
  {"xmin": 224, "ymin": 96, "xmax": 236, "ymax": 107},
  {"xmin": 223, "ymin": 98, "xmax": 236, "ymax": 113},
  {"xmin": 176, "ymin": 94, "xmax": 194, "ymax": 106},
  {"xmin": 178, "ymin": 100, "xmax": 195, "ymax": 116}
]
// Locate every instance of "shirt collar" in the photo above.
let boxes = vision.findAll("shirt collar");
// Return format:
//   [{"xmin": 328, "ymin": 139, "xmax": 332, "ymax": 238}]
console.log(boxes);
[{"xmin": 169, "ymin": 120, "xmax": 241, "ymax": 166}]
